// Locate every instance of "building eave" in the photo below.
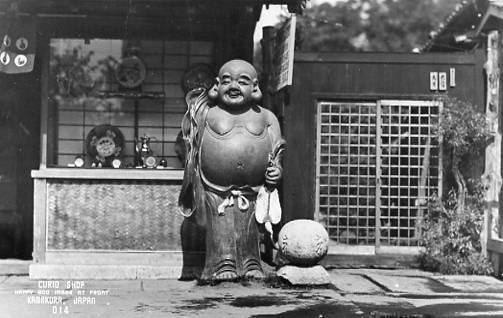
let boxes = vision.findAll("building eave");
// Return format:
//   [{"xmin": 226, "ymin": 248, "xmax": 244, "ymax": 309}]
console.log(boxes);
[
  {"xmin": 422, "ymin": 0, "xmax": 489, "ymax": 52},
  {"xmin": 0, "ymin": 0, "xmax": 306, "ymax": 15}
]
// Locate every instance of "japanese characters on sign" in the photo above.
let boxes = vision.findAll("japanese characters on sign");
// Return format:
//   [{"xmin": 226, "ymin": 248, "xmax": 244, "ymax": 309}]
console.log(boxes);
[
  {"xmin": 439, "ymin": 72, "xmax": 447, "ymax": 91},
  {"xmin": 273, "ymin": 14, "xmax": 296, "ymax": 92},
  {"xmin": 429, "ymin": 72, "xmax": 438, "ymax": 90},
  {"xmin": 449, "ymin": 68, "xmax": 456, "ymax": 87},
  {"xmin": 430, "ymin": 69, "xmax": 454, "ymax": 92}
]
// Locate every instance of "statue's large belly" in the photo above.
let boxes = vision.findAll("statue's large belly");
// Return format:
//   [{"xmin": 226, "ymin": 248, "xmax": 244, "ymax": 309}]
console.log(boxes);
[{"xmin": 201, "ymin": 125, "xmax": 271, "ymax": 188}]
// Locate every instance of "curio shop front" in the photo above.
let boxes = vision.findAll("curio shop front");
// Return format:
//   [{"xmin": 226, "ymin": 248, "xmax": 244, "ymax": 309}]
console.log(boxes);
[{"xmin": 0, "ymin": 0, "xmax": 303, "ymax": 279}]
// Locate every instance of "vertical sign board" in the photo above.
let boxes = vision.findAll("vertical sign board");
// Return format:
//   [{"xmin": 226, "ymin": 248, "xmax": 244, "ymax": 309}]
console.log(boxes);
[
  {"xmin": 429, "ymin": 72, "xmax": 438, "ymax": 91},
  {"xmin": 273, "ymin": 15, "xmax": 296, "ymax": 92},
  {"xmin": 439, "ymin": 72, "xmax": 447, "ymax": 91},
  {"xmin": 449, "ymin": 68, "xmax": 456, "ymax": 87},
  {"xmin": 0, "ymin": 16, "xmax": 36, "ymax": 74}
]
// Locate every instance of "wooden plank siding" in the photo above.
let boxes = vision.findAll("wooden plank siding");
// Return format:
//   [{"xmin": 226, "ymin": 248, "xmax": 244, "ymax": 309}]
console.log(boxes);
[{"xmin": 282, "ymin": 51, "xmax": 485, "ymax": 224}]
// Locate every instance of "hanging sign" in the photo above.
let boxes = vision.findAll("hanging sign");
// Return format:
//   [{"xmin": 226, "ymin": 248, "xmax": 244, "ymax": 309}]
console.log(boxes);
[
  {"xmin": 273, "ymin": 14, "xmax": 296, "ymax": 92},
  {"xmin": 0, "ymin": 16, "xmax": 36, "ymax": 74},
  {"xmin": 429, "ymin": 72, "xmax": 438, "ymax": 91},
  {"xmin": 439, "ymin": 72, "xmax": 447, "ymax": 91}
]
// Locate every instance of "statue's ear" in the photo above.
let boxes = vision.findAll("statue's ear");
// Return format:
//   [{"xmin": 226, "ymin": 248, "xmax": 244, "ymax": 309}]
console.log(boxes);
[
  {"xmin": 208, "ymin": 78, "xmax": 219, "ymax": 101},
  {"xmin": 251, "ymin": 79, "xmax": 262, "ymax": 102}
]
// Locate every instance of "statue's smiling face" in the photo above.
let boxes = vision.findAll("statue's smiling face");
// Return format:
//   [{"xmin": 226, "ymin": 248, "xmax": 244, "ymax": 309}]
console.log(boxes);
[{"xmin": 217, "ymin": 61, "xmax": 257, "ymax": 109}]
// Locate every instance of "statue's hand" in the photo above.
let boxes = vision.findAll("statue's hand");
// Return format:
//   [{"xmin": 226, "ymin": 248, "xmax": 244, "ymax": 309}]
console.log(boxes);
[{"xmin": 265, "ymin": 166, "xmax": 282, "ymax": 187}]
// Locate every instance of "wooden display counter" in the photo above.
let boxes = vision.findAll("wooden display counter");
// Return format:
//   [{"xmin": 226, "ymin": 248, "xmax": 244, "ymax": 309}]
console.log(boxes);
[{"xmin": 30, "ymin": 168, "xmax": 204, "ymax": 279}]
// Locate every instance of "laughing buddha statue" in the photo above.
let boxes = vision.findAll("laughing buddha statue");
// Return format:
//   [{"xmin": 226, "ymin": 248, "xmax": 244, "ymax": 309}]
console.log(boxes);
[{"xmin": 179, "ymin": 59, "xmax": 285, "ymax": 282}]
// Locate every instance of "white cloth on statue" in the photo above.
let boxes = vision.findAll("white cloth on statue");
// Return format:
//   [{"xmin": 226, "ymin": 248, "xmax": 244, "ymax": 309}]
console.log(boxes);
[{"xmin": 255, "ymin": 186, "xmax": 282, "ymax": 238}]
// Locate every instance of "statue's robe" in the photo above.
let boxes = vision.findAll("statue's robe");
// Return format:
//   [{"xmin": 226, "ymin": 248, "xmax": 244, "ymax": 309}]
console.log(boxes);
[{"xmin": 178, "ymin": 88, "xmax": 283, "ymax": 281}]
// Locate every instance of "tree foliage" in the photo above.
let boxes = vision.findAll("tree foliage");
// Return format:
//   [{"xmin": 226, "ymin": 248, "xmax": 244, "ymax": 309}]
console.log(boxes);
[
  {"xmin": 296, "ymin": 0, "xmax": 460, "ymax": 52},
  {"xmin": 434, "ymin": 96, "xmax": 492, "ymax": 213},
  {"xmin": 419, "ymin": 97, "xmax": 494, "ymax": 275},
  {"xmin": 420, "ymin": 185, "xmax": 494, "ymax": 275},
  {"xmin": 435, "ymin": 97, "xmax": 492, "ymax": 160}
]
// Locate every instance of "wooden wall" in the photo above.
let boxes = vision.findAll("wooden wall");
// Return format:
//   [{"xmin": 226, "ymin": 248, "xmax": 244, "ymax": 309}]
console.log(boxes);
[
  {"xmin": 0, "ymin": 39, "xmax": 42, "ymax": 258},
  {"xmin": 282, "ymin": 51, "xmax": 486, "ymax": 223}
]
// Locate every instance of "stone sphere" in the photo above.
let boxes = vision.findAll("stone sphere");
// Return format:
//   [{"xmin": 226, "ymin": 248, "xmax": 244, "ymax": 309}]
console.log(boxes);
[{"xmin": 277, "ymin": 219, "xmax": 329, "ymax": 266}]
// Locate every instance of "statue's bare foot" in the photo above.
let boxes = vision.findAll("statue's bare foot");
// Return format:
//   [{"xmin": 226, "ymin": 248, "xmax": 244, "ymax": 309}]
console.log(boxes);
[
  {"xmin": 213, "ymin": 270, "xmax": 238, "ymax": 282},
  {"xmin": 244, "ymin": 269, "xmax": 265, "ymax": 279},
  {"xmin": 210, "ymin": 259, "xmax": 238, "ymax": 282}
]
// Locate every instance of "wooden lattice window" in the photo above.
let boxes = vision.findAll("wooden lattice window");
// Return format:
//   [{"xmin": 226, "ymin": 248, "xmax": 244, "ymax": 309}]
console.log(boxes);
[
  {"xmin": 48, "ymin": 38, "xmax": 214, "ymax": 168},
  {"xmin": 316, "ymin": 100, "xmax": 441, "ymax": 247}
]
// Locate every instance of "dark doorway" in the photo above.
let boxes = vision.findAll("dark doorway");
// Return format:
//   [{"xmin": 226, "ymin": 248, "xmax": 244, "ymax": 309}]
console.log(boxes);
[{"xmin": 0, "ymin": 70, "xmax": 40, "ymax": 259}]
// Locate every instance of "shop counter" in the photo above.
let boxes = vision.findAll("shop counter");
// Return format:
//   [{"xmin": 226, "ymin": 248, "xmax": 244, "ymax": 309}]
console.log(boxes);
[{"xmin": 30, "ymin": 168, "xmax": 204, "ymax": 279}]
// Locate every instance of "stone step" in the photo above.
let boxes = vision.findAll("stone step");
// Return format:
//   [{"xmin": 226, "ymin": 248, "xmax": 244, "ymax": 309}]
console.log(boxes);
[
  {"xmin": 329, "ymin": 269, "xmax": 503, "ymax": 295},
  {"xmin": 0, "ymin": 259, "xmax": 30, "ymax": 275}
]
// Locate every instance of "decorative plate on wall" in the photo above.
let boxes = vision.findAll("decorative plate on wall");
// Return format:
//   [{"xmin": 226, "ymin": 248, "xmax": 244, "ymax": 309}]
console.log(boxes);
[
  {"xmin": 86, "ymin": 125, "xmax": 124, "ymax": 165},
  {"xmin": 181, "ymin": 63, "xmax": 215, "ymax": 94},
  {"xmin": 115, "ymin": 55, "xmax": 146, "ymax": 89}
]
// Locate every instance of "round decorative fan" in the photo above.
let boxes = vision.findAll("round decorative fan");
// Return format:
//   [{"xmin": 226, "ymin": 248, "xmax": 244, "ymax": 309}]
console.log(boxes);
[
  {"xmin": 86, "ymin": 125, "xmax": 124, "ymax": 165},
  {"xmin": 115, "ymin": 55, "xmax": 146, "ymax": 89}
]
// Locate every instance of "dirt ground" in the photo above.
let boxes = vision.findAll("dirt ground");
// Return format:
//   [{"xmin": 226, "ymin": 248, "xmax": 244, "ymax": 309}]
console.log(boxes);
[{"xmin": 2, "ymin": 268, "xmax": 503, "ymax": 317}]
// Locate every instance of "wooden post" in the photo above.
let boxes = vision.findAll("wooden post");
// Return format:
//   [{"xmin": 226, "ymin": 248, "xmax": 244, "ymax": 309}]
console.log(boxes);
[
  {"xmin": 32, "ymin": 178, "xmax": 47, "ymax": 264},
  {"xmin": 39, "ymin": 35, "xmax": 49, "ymax": 168},
  {"xmin": 260, "ymin": 26, "xmax": 277, "ymax": 263},
  {"xmin": 261, "ymin": 26, "xmax": 275, "ymax": 110},
  {"xmin": 482, "ymin": 30, "xmax": 502, "ymax": 275}
]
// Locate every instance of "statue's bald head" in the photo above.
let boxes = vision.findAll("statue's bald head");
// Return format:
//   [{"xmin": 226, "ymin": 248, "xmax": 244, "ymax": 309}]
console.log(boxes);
[
  {"xmin": 208, "ymin": 59, "xmax": 262, "ymax": 108},
  {"xmin": 218, "ymin": 59, "xmax": 258, "ymax": 80}
]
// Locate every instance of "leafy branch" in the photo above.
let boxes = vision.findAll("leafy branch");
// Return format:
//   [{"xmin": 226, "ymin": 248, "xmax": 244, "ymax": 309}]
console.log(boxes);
[
  {"xmin": 419, "ymin": 96, "xmax": 494, "ymax": 275},
  {"xmin": 433, "ymin": 96, "xmax": 492, "ymax": 214}
]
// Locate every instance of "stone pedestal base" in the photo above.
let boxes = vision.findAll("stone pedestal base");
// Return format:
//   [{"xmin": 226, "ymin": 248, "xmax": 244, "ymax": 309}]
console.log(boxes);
[{"xmin": 276, "ymin": 265, "xmax": 330, "ymax": 286}]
